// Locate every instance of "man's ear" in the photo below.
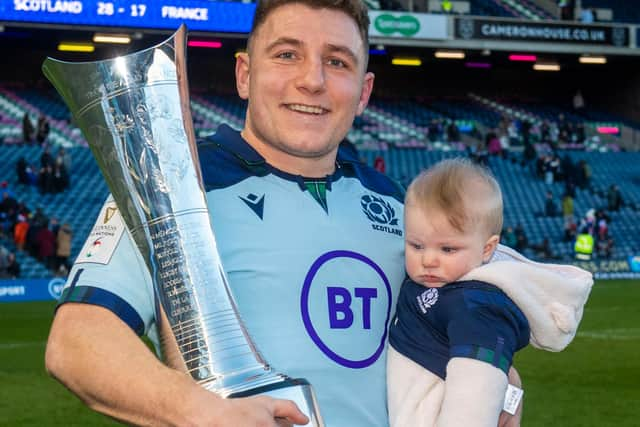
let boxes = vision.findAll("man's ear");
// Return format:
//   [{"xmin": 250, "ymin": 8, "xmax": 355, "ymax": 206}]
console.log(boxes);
[
  {"xmin": 356, "ymin": 72, "xmax": 375, "ymax": 115},
  {"xmin": 483, "ymin": 235, "xmax": 500, "ymax": 262},
  {"xmin": 235, "ymin": 52, "xmax": 250, "ymax": 100}
]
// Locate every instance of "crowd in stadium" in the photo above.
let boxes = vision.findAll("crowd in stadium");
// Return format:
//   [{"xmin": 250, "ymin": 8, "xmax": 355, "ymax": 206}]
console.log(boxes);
[{"xmin": 0, "ymin": 130, "xmax": 74, "ymax": 278}]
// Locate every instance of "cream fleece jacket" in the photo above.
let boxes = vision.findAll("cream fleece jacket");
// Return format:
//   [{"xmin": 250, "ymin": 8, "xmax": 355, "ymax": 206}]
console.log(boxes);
[{"xmin": 388, "ymin": 245, "xmax": 593, "ymax": 427}]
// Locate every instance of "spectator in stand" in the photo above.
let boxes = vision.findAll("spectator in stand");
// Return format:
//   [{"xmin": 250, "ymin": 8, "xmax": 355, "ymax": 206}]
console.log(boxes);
[
  {"xmin": 36, "ymin": 115, "xmax": 51, "ymax": 145},
  {"xmin": 5, "ymin": 252, "xmax": 20, "ymax": 278},
  {"xmin": 56, "ymin": 222, "xmax": 73, "ymax": 271},
  {"xmin": 56, "ymin": 147, "xmax": 72, "ymax": 172},
  {"xmin": 26, "ymin": 162, "xmax": 39, "ymax": 187},
  {"xmin": 39, "ymin": 165, "xmax": 55, "ymax": 194},
  {"xmin": 0, "ymin": 245, "xmax": 9, "ymax": 273},
  {"xmin": 544, "ymin": 191, "xmax": 558, "ymax": 217},
  {"xmin": 53, "ymin": 163, "xmax": 70, "ymax": 193},
  {"xmin": 549, "ymin": 154, "xmax": 561, "ymax": 183},
  {"xmin": 440, "ymin": 0, "xmax": 452, "ymax": 13},
  {"xmin": 607, "ymin": 184, "xmax": 623, "ymax": 212},
  {"xmin": 40, "ymin": 146, "xmax": 54, "ymax": 168},
  {"xmin": 32, "ymin": 206, "xmax": 49, "ymax": 229},
  {"xmin": 373, "ymin": 155, "xmax": 386, "ymax": 173},
  {"xmin": 578, "ymin": 208, "xmax": 596, "ymax": 236},
  {"xmin": 36, "ymin": 220, "xmax": 57, "ymax": 270},
  {"xmin": 486, "ymin": 129, "xmax": 502, "ymax": 157},
  {"xmin": 521, "ymin": 120, "xmax": 531, "ymax": 145},
  {"xmin": 0, "ymin": 181, "xmax": 16, "ymax": 199},
  {"xmin": 540, "ymin": 121, "xmax": 550, "ymax": 144},
  {"xmin": 531, "ymin": 237, "xmax": 556, "ymax": 259},
  {"xmin": 560, "ymin": 153, "xmax": 574, "ymax": 183},
  {"xmin": 575, "ymin": 232, "xmax": 594, "ymax": 260},
  {"xmin": 595, "ymin": 210, "xmax": 609, "ymax": 242},
  {"xmin": 0, "ymin": 212, "xmax": 9, "ymax": 238},
  {"xmin": 575, "ymin": 122, "xmax": 586, "ymax": 144},
  {"xmin": 572, "ymin": 90, "xmax": 585, "ymax": 112},
  {"xmin": 14, "ymin": 214, "xmax": 29, "ymax": 251},
  {"xmin": 446, "ymin": 120, "xmax": 460, "ymax": 143},
  {"xmin": 469, "ymin": 140, "xmax": 488, "ymax": 165},
  {"xmin": 16, "ymin": 156, "xmax": 29, "ymax": 185},
  {"xmin": 562, "ymin": 192, "xmax": 574, "ymax": 224},
  {"xmin": 16, "ymin": 201, "xmax": 31, "ymax": 222},
  {"xmin": 576, "ymin": 159, "xmax": 591, "ymax": 189},
  {"xmin": 558, "ymin": 0, "xmax": 575, "ymax": 20},
  {"xmin": 515, "ymin": 223, "xmax": 528, "ymax": 251},
  {"xmin": 0, "ymin": 191, "xmax": 18, "ymax": 222},
  {"xmin": 502, "ymin": 226, "xmax": 517, "ymax": 248},
  {"xmin": 597, "ymin": 234, "xmax": 614, "ymax": 258},
  {"xmin": 22, "ymin": 113, "xmax": 34, "ymax": 144},
  {"xmin": 428, "ymin": 119, "xmax": 441, "ymax": 143},
  {"xmin": 50, "ymin": 217, "xmax": 60, "ymax": 236},
  {"xmin": 563, "ymin": 216, "xmax": 577, "ymax": 242}
]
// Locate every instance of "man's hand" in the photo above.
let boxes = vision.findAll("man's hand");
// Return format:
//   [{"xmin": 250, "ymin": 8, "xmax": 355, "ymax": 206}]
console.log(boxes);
[
  {"xmin": 498, "ymin": 367, "xmax": 523, "ymax": 427},
  {"xmin": 218, "ymin": 395, "xmax": 310, "ymax": 427}
]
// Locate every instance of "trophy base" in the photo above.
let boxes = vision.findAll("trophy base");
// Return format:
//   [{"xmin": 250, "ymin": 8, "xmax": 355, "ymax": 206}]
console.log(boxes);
[{"xmin": 228, "ymin": 377, "xmax": 324, "ymax": 427}]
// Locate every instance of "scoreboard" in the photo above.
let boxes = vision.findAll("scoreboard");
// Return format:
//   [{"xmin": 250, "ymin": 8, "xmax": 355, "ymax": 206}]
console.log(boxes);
[{"xmin": 2, "ymin": 0, "xmax": 256, "ymax": 33}]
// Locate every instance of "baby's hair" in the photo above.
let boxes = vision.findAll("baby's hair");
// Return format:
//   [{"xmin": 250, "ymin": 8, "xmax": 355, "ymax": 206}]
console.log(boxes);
[{"xmin": 406, "ymin": 158, "xmax": 503, "ymax": 236}]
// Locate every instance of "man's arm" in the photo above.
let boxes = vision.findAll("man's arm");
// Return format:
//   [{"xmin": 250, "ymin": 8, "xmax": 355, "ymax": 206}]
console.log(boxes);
[
  {"xmin": 498, "ymin": 367, "xmax": 523, "ymax": 427},
  {"xmin": 45, "ymin": 303, "xmax": 308, "ymax": 427}
]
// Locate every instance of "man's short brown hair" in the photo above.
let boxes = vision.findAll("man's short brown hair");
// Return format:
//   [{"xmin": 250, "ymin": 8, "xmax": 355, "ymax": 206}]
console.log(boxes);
[{"xmin": 248, "ymin": 0, "xmax": 370, "ymax": 60}]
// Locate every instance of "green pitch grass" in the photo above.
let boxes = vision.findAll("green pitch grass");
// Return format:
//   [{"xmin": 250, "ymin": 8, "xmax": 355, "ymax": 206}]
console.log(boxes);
[{"xmin": 1, "ymin": 279, "xmax": 638, "ymax": 426}]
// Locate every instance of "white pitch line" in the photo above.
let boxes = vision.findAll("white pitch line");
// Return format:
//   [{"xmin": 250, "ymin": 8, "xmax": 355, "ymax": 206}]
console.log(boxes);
[
  {"xmin": 0, "ymin": 341, "xmax": 46, "ymax": 349},
  {"xmin": 577, "ymin": 329, "xmax": 640, "ymax": 341}
]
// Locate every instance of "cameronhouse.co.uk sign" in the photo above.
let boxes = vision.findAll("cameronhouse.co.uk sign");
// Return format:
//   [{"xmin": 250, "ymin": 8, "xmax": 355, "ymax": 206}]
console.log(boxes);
[{"xmin": 455, "ymin": 17, "xmax": 629, "ymax": 47}]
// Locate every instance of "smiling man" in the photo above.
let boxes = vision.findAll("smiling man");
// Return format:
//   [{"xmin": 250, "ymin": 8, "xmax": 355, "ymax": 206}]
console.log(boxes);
[
  {"xmin": 46, "ymin": 0, "xmax": 407, "ymax": 426},
  {"xmin": 236, "ymin": 1, "xmax": 374, "ymax": 177}
]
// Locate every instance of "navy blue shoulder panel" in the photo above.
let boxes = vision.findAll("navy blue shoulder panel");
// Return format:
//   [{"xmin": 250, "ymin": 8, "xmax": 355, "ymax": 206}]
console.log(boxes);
[
  {"xmin": 198, "ymin": 124, "xmax": 270, "ymax": 191},
  {"xmin": 337, "ymin": 149, "xmax": 405, "ymax": 203},
  {"xmin": 199, "ymin": 125, "xmax": 404, "ymax": 201}
]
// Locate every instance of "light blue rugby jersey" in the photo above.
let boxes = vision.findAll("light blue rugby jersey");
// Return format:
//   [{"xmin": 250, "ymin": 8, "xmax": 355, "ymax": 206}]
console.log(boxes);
[{"xmin": 60, "ymin": 124, "xmax": 406, "ymax": 427}]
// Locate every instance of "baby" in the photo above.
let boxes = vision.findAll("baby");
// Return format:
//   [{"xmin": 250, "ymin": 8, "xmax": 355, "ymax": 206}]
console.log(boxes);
[{"xmin": 387, "ymin": 158, "xmax": 593, "ymax": 427}]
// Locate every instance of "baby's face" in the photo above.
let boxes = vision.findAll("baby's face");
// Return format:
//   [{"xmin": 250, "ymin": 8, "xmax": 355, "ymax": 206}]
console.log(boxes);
[{"xmin": 404, "ymin": 204, "xmax": 496, "ymax": 288}]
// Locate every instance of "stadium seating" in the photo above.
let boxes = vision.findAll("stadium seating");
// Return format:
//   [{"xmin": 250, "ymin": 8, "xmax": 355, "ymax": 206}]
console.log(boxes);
[
  {"xmin": 361, "ymin": 148, "xmax": 640, "ymax": 261},
  {"xmin": 2, "ymin": 86, "xmax": 639, "ymax": 277}
]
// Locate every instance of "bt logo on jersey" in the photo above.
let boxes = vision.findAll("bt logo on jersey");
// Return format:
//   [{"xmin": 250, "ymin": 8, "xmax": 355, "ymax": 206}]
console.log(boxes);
[
  {"xmin": 301, "ymin": 250, "xmax": 392, "ymax": 369},
  {"xmin": 327, "ymin": 287, "xmax": 377, "ymax": 329}
]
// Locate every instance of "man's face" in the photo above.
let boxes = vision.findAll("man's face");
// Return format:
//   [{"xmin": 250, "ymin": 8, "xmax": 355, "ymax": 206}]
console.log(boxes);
[
  {"xmin": 404, "ymin": 204, "xmax": 497, "ymax": 288},
  {"xmin": 236, "ymin": 4, "xmax": 374, "ymax": 176}
]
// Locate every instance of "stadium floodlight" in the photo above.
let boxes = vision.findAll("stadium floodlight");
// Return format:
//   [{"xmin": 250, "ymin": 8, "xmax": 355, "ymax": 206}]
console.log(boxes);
[
  {"xmin": 57, "ymin": 42, "xmax": 95, "ymax": 53},
  {"xmin": 391, "ymin": 57, "xmax": 422, "ymax": 66},
  {"xmin": 434, "ymin": 50, "xmax": 465, "ymax": 59},
  {"xmin": 579, "ymin": 55, "xmax": 607, "ymax": 64},
  {"xmin": 509, "ymin": 54, "xmax": 537, "ymax": 62},
  {"xmin": 533, "ymin": 62, "xmax": 560, "ymax": 71},
  {"xmin": 93, "ymin": 33, "xmax": 131, "ymax": 44},
  {"xmin": 597, "ymin": 126, "xmax": 619, "ymax": 134},
  {"xmin": 187, "ymin": 40, "xmax": 222, "ymax": 48}
]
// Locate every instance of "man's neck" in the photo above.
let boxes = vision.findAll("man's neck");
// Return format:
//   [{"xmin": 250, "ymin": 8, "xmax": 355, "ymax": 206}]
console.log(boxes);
[{"xmin": 240, "ymin": 129, "xmax": 337, "ymax": 178}]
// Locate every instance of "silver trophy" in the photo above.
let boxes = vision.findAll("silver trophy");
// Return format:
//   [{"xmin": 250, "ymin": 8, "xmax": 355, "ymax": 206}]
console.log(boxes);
[{"xmin": 42, "ymin": 25, "xmax": 323, "ymax": 426}]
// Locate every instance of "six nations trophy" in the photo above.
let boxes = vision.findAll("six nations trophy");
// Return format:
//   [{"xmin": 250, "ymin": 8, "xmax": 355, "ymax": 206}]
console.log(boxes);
[{"xmin": 42, "ymin": 25, "xmax": 324, "ymax": 426}]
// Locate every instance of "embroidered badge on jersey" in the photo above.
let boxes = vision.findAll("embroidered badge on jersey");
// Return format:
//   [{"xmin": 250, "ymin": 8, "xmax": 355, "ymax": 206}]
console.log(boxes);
[
  {"xmin": 417, "ymin": 288, "xmax": 439, "ymax": 314},
  {"xmin": 361, "ymin": 194, "xmax": 403, "ymax": 237},
  {"xmin": 75, "ymin": 201, "xmax": 125, "ymax": 265}
]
